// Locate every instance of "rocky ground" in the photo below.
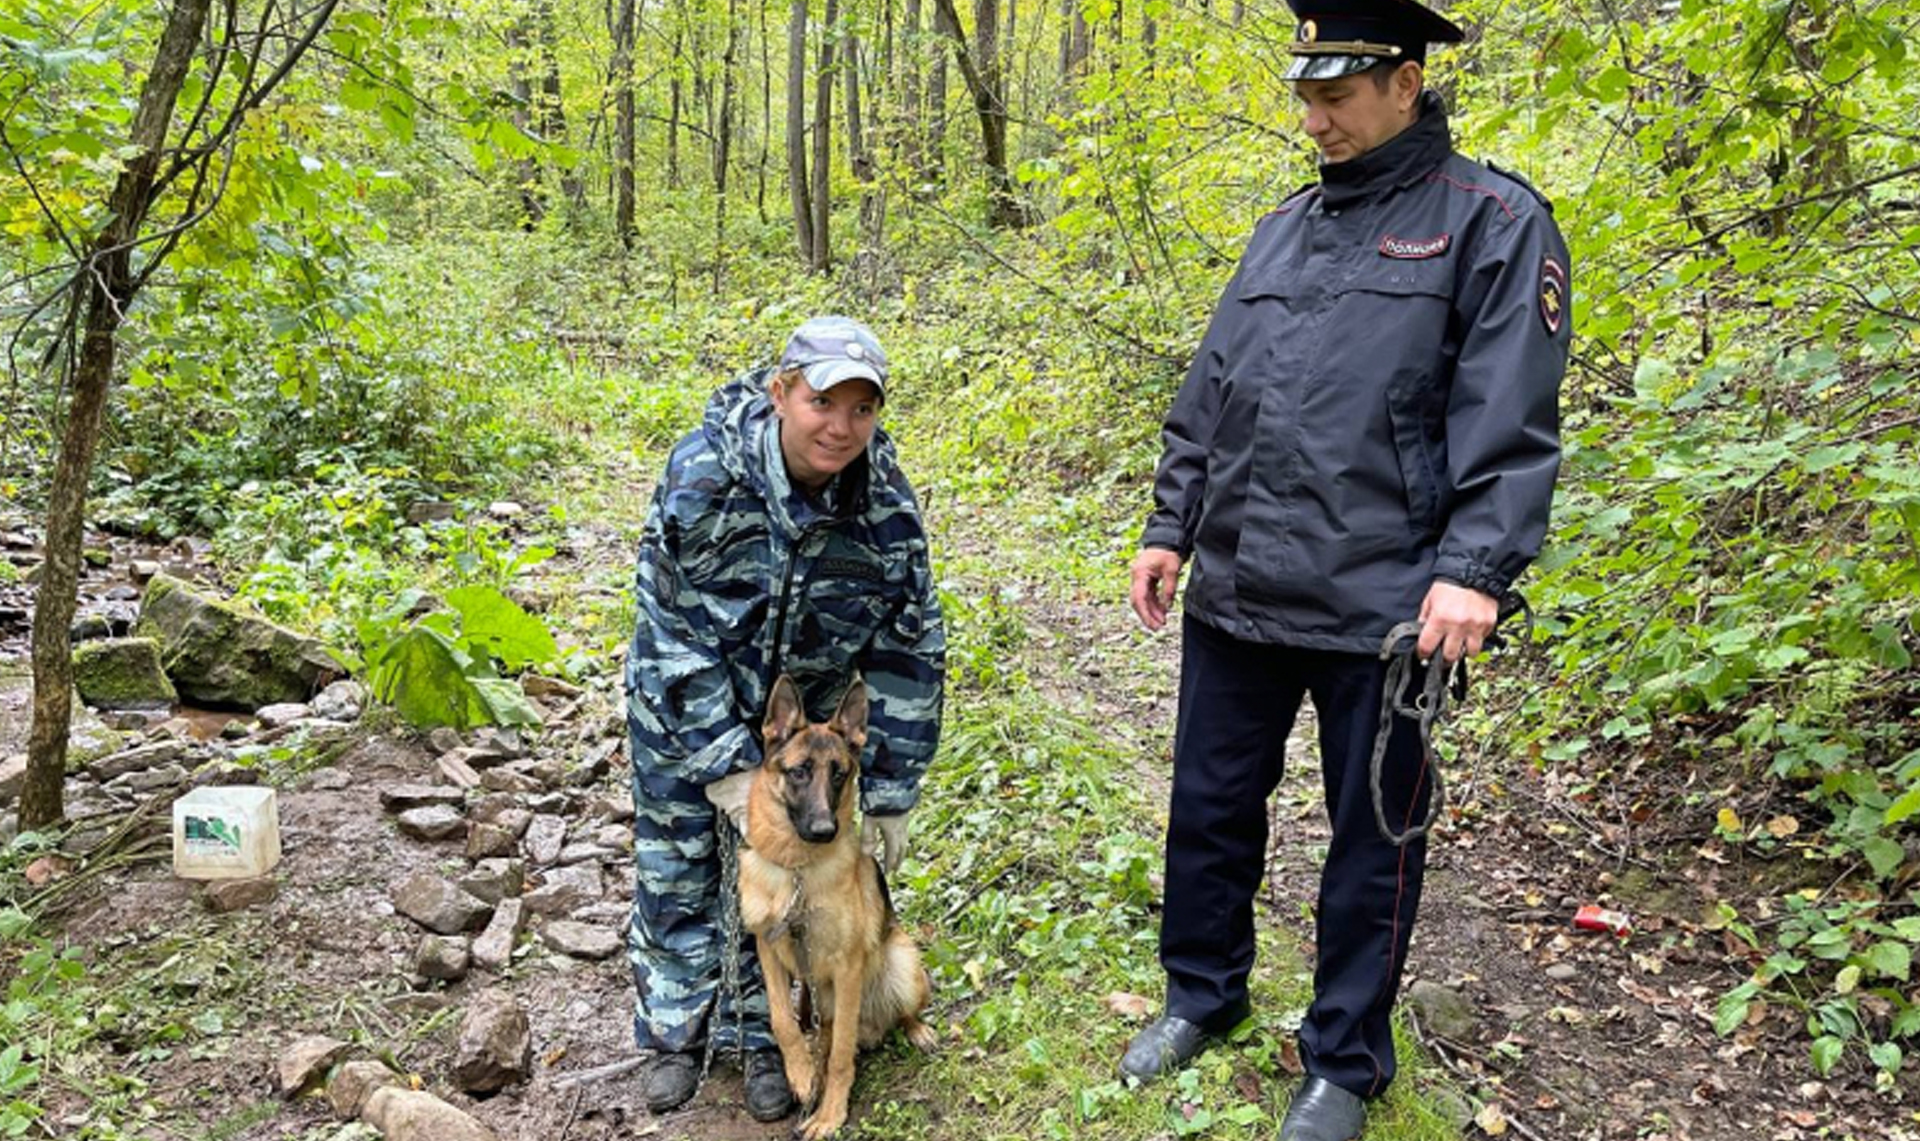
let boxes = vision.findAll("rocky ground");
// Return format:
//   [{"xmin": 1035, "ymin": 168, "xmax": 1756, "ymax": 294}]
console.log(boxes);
[{"xmin": 0, "ymin": 497, "xmax": 1910, "ymax": 1141}]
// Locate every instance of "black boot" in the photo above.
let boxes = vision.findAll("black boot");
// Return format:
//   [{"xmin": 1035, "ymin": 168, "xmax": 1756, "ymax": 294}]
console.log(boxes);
[
  {"xmin": 1119, "ymin": 1009, "xmax": 1237, "ymax": 1082},
  {"xmin": 1277, "ymin": 1076, "xmax": 1367, "ymax": 1141},
  {"xmin": 644, "ymin": 1050, "xmax": 701, "ymax": 1114},
  {"xmin": 742, "ymin": 1048, "xmax": 798, "ymax": 1122}
]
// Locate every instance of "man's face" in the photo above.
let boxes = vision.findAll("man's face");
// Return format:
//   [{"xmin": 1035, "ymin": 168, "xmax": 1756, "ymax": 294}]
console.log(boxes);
[{"xmin": 1293, "ymin": 65, "xmax": 1418, "ymax": 164}]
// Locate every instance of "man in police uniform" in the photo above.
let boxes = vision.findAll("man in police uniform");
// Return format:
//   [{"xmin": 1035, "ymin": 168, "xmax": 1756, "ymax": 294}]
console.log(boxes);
[{"xmin": 1120, "ymin": 2, "xmax": 1571, "ymax": 1138}]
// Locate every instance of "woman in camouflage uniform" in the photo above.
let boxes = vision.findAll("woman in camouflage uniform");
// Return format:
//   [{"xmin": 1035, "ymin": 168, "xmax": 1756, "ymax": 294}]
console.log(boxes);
[{"xmin": 623, "ymin": 316, "xmax": 945, "ymax": 1120}]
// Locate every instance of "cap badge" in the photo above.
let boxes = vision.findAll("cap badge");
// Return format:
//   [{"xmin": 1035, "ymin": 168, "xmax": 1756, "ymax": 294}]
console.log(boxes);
[
  {"xmin": 845, "ymin": 342, "xmax": 866, "ymax": 359},
  {"xmin": 1301, "ymin": 19, "xmax": 1318, "ymax": 43}
]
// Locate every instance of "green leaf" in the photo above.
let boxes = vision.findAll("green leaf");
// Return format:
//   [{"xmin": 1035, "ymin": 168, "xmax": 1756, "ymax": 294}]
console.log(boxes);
[
  {"xmin": 1863, "ymin": 836, "xmax": 1906, "ymax": 880},
  {"xmin": 1714, "ymin": 984, "xmax": 1756, "ymax": 1036},
  {"xmin": 1869, "ymin": 1041, "xmax": 1903, "ymax": 1075},
  {"xmin": 468, "ymin": 678, "xmax": 545, "ymax": 727},
  {"xmin": 1810, "ymin": 1035, "xmax": 1845, "ymax": 1076},
  {"xmin": 445, "ymin": 585, "xmax": 558, "ymax": 671},
  {"xmin": 1867, "ymin": 941, "xmax": 1912, "ymax": 982},
  {"xmin": 366, "ymin": 624, "xmax": 499, "ymax": 729},
  {"xmin": 1887, "ymin": 787, "xmax": 1920, "ymax": 827}
]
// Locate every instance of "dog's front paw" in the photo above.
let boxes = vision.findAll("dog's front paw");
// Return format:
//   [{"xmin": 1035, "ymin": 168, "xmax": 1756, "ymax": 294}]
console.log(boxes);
[
  {"xmin": 903, "ymin": 1014, "xmax": 938, "ymax": 1052},
  {"xmin": 795, "ymin": 1105, "xmax": 847, "ymax": 1141},
  {"xmin": 784, "ymin": 1057, "xmax": 818, "ymax": 1109}
]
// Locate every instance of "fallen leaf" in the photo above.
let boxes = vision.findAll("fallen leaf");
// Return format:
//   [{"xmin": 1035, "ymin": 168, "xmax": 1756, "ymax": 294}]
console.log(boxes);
[
  {"xmin": 1233, "ymin": 1069, "xmax": 1263, "ymax": 1103},
  {"xmin": 1716, "ymin": 807, "xmax": 1743, "ymax": 834},
  {"xmin": 1103, "ymin": 992, "xmax": 1152, "ymax": 1021},
  {"xmin": 23, "ymin": 855, "xmax": 72, "ymax": 886},
  {"xmin": 1475, "ymin": 1101, "xmax": 1510, "ymax": 1136},
  {"xmin": 1276, "ymin": 1037, "xmax": 1303, "ymax": 1075},
  {"xmin": 543, "ymin": 1046, "xmax": 568, "ymax": 1066},
  {"xmin": 1765, "ymin": 815, "xmax": 1800, "ymax": 838}
]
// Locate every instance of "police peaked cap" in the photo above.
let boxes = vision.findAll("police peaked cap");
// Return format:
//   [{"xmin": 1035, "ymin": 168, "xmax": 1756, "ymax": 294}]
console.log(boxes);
[{"xmin": 1284, "ymin": 0, "xmax": 1466, "ymax": 81}]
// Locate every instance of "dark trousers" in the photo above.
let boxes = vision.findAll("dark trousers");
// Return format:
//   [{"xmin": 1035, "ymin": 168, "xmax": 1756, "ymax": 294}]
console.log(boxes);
[{"xmin": 1161, "ymin": 614, "xmax": 1433, "ymax": 1100}]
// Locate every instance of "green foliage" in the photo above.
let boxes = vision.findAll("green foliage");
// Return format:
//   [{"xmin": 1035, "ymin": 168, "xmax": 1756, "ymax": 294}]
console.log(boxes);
[{"xmin": 358, "ymin": 586, "xmax": 553, "ymax": 729}]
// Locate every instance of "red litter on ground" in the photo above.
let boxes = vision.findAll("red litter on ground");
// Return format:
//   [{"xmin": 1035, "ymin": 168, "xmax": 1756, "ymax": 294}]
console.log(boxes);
[{"xmin": 1573, "ymin": 905, "xmax": 1632, "ymax": 938}]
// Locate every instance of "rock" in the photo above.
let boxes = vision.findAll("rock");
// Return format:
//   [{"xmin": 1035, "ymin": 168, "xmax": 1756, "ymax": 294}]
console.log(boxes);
[
  {"xmin": 459, "ymin": 859, "xmax": 525, "ymax": 906},
  {"xmin": 540, "ymin": 920, "xmax": 621, "ymax": 960},
  {"xmin": 391, "ymin": 871, "xmax": 492, "ymax": 935},
  {"xmin": 383, "ymin": 993, "xmax": 449, "ymax": 1018},
  {"xmin": 450, "ymin": 989, "xmax": 531, "ymax": 1093},
  {"xmin": 469, "ymin": 727, "xmax": 527, "ymax": 759},
  {"xmin": 87, "ymin": 740, "xmax": 187, "ymax": 782},
  {"xmin": 0, "ymin": 755, "xmax": 23, "ymax": 804},
  {"xmin": 328, "ymin": 1060, "xmax": 401, "ymax": 1120},
  {"xmin": 397, "ymin": 805, "xmax": 465, "ymax": 841},
  {"xmin": 361, "ymin": 1087, "xmax": 500, "ymax": 1141},
  {"xmin": 445, "ymin": 745, "xmax": 510, "ymax": 772},
  {"xmin": 82, "ymin": 547, "xmax": 111, "ymax": 568},
  {"xmin": 1405, "ymin": 980, "xmax": 1477, "ymax": 1041},
  {"xmin": 426, "ymin": 727, "xmax": 463, "ymax": 755},
  {"xmin": 71, "ymin": 638, "xmax": 177, "ymax": 710},
  {"xmin": 522, "ymin": 814, "xmax": 567, "ymax": 866},
  {"xmin": 254, "ymin": 702, "xmax": 311, "ymax": 728},
  {"xmin": 304, "ymin": 767, "xmax": 353, "ymax": 792},
  {"xmin": 405, "ymin": 501, "xmax": 457, "ymax": 526},
  {"xmin": 593, "ymin": 825, "xmax": 634, "ymax": 854},
  {"xmin": 437, "ymin": 753, "xmax": 481, "ymax": 789},
  {"xmin": 525, "ymin": 791, "xmax": 574, "ymax": 815},
  {"xmin": 567, "ymin": 739, "xmax": 621, "ymax": 787},
  {"xmin": 65, "ymin": 710, "xmax": 127, "ymax": 768},
  {"xmin": 468, "ymin": 794, "xmax": 525, "ymax": 825},
  {"xmin": 69, "ymin": 613, "xmax": 112, "ymax": 642},
  {"xmin": 278, "ymin": 1033, "xmax": 351, "ymax": 1097},
  {"xmin": 520, "ymin": 674, "xmax": 582, "ymax": 700},
  {"xmin": 113, "ymin": 763, "xmax": 187, "ymax": 794},
  {"xmin": 130, "ymin": 559, "xmax": 161, "ymax": 583},
  {"xmin": 135, "ymin": 573, "xmax": 344, "ymax": 709},
  {"xmin": 470, "ymin": 898, "xmax": 525, "ymax": 971},
  {"xmin": 415, "ymin": 934, "xmax": 471, "ymax": 981},
  {"xmin": 556, "ymin": 843, "xmax": 618, "ymax": 866},
  {"xmin": 311, "ymin": 680, "xmax": 366, "ymax": 722},
  {"xmin": 101, "ymin": 601, "xmax": 138, "ymax": 636},
  {"xmin": 1544, "ymin": 963, "xmax": 1579, "ymax": 983},
  {"xmin": 505, "ymin": 585, "xmax": 555, "ymax": 614},
  {"xmin": 594, "ymin": 790, "xmax": 635, "ymax": 824},
  {"xmin": 480, "ymin": 767, "xmax": 543, "ymax": 795},
  {"xmin": 103, "ymin": 584, "xmax": 139, "ymax": 602},
  {"xmin": 379, "ymin": 784, "xmax": 466, "ymax": 812},
  {"xmin": 522, "ymin": 864, "xmax": 604, "ymax": 917},
  {"xmin": 204, "ymin": 875, "xmax": 278, "ymax": 913},
  {"xmin": 486, "ymin": 500, "xmax": 525, "ymax": 520},
  {"xmin": 219, "ymin": 719, "xmax": 252, "ymax": 740},
  {"xmin": 0, "ymin": 813, "xmax": 15, "ymax": 845},
  {"xmin": 465, "ymin": 823, "xmax": 519, "ymax": 860}
]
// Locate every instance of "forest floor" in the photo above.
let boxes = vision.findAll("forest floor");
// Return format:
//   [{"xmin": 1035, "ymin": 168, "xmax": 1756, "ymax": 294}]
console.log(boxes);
[{"xmin": 1, "ymin": 422, "xmax": 1910, "ymax": 1141}]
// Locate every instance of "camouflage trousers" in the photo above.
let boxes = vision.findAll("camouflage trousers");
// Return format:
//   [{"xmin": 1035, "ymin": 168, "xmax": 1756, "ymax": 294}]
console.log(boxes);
[{"xmin": 627, "ymin": 728, "xmax": 774, "ymax": 1054}]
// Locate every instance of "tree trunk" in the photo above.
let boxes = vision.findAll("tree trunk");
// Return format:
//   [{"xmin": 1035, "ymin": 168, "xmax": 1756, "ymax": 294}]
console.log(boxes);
[
  {"xmin": 845, "ymin": 33, "xmax": 883, "ymax": 251},
  {"xmin": 901, "ymin": 0, "xmax": 924, "ymax": 177},
  {"xmin": 810, "ymin": 0, "xmax": 838, "ymax": 272},
  {"xmin": 713, "ymin": 0, "xmax": 740, "ymax": 291},
  {"xmin": 535, "ymin": 0, "xmax": 584, "ymax": 211},
  {"xmin": 932, "ymin": 0, "xmax": 1024, "ymax": 226},
  {"xmin": 668, "ymin": 26, "xmax": 684, "ymax": 189},
  {"xmin": 786, "ymin": 0, "xmax": 813, "ymax": 261},
  {"xmin": 927, "ymin": 8, "xmax": 947, "ymax": 182},
  {"xmin": 23, "ymin": 0, "xmax": 214, "ymax": 830},
  {"xmin": 757, "ymin": 0, "xmax": 773, "ymax": 222},
  {"xmin": 507, "ymin": 16, "xmax": 546, "ymax": 225},
  {"xmin": 613, "ymin": 0, "xmax": 639, "ymax": 246}
]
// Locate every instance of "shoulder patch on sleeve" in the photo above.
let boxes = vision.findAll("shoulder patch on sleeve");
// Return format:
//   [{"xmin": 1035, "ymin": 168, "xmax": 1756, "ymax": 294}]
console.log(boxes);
[{"xmin": 1540, "ymin": 256, "xmax": 1568, "ymax": 335}]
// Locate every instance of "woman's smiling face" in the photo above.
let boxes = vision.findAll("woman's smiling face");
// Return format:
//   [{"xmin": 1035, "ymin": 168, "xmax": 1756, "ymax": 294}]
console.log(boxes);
[{"xmin": 770, "ymin": 371, "xmax": 882, "ymax": 491}]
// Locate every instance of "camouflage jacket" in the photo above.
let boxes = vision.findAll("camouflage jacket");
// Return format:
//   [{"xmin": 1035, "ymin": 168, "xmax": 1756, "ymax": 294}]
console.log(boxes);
[{"xmin": 624, "ymin": 369, "xmax": 946, "ymax": 815}]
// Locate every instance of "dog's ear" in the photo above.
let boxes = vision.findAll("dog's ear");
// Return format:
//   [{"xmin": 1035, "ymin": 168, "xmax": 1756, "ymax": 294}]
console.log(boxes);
[
  {"xmin": 763, "ymin": 674, "xmax": 807, "ymax": 749},
  {"xmin": 828, "ymin": 676, "xmax": 869, "ymax": 748}
]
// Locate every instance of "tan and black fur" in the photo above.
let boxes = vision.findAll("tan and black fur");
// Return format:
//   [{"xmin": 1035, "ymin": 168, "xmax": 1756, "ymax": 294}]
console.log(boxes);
[{"xmin": 740, "ymin": 674, "xmax": 935, "ymax": 1140}]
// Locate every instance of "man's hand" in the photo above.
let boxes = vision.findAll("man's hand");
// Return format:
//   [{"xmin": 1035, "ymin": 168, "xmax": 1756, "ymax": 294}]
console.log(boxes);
[
  {"xmin": 861, "ymin": 813, "xmax": 909, "ymax": 875},
  {"xmin": 704, "ymin": 771, "xmax": 753, "ymax": 834},
  {"xmin": 1130, "ymin": 548, "xmax": 1186, "ymax": 632},
  {"xmin": 1416, "ymin": 581, "xmax": 1499, "ymax": 663}
]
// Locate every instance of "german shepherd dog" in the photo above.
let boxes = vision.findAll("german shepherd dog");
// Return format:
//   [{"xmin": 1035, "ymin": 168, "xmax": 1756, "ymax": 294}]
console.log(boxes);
[{"xmin": 739, "ymin": 674, "xmax": 936, "ymax": 1139}]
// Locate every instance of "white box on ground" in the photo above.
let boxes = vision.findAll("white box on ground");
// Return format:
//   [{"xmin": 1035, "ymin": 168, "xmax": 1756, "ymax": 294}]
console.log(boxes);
[{"xmin": 172, "ymin": 786, "xmax": 281, "ymax": 880}]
